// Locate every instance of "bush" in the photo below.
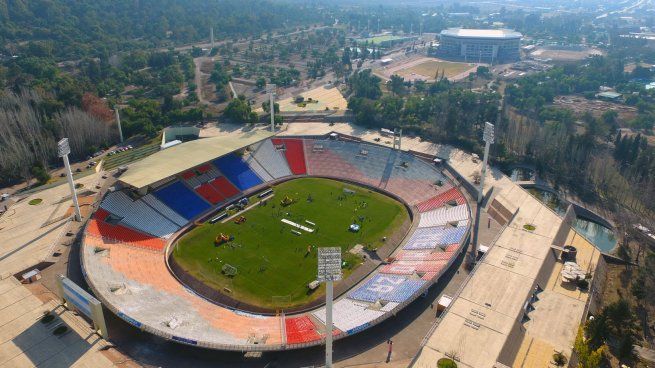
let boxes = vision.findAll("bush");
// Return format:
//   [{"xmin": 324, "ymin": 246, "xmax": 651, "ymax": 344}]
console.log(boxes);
[
  {"xmin": 31, "ymin": 165, "xmax": 50, "ymax": 185},
  {"xmin": 552, "ymin": 352, "xmax": 567, "ymax": 366},
  {"xmin": 437, "ymin": 358, "xmax": 457, "ymax": 368},
  {"xmin": 523, "ymin": 224, "xmax": 536, "ymax": 231},
  {"xmin": 29, "ymin": 198, "xmax": 43, "ymax": 205}
]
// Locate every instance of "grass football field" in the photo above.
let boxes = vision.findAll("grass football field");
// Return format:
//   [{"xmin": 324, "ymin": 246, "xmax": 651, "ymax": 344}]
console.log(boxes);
[{"xmin": 173, "ymin": 178, "xmax": 409, "ymax": 309}]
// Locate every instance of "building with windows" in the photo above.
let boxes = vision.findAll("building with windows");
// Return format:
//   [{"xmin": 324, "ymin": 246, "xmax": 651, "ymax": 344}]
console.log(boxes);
[{"xmin": 437, "ymin": 28, "xmax": 522, "ymax": 63}]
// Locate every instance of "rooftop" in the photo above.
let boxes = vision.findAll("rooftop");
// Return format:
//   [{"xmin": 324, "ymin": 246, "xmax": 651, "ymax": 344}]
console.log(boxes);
[
  {"xmin": 440, "ymin": 28, "xmax": 522, "ymax": 39},
  {"xmin": 119, "ymin": 129, "xmax": 274, "ymax": 189},
  {"xmin": 412, "ymin": 183, "xmax": 600, "ymax": 368}
]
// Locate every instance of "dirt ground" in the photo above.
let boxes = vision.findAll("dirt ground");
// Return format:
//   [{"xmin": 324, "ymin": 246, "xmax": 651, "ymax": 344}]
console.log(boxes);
[
  {"xmin": 599, "ymin": 237, "xmax": 655, "ymax": 367},
  {"xmin": 552, "ymin": 95, "xmax": 638, "ymax": 122},
  {"xmin": 375, "ymin": 56, "xmax": 478, "ymax": 82},
  {"xmin": 530, "ymin": 46, "xmax": 603, "ymax": 62}
]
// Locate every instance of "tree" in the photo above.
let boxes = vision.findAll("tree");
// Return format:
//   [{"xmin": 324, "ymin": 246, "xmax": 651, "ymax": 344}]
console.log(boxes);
[
  {"xmin": 574, "ymin": 327, "xmax": 605, "ymax": 368},
  {"xmin": 388, "ymin": 74, "xmax": 405, "ymax": 96},
  {"xmin": 256, "ymin": 77, "xmax": 266, "ymax": 89},
  {"xmin": 224, "ymin": 96, "xmax": 257, "ymax": 124},
  {"xmin": 348, "ymin": 69, "xmax": 382, "ymax": 99}
]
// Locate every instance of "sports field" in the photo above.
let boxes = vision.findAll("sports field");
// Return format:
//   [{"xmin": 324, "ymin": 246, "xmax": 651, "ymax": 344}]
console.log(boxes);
[
  {"xmin": 394, "ymin": 59, "xmax": 475, "ymax": 81},
  {"xmin": 173, "ymin": 178, "xmax": 409, "ymax": 309}
]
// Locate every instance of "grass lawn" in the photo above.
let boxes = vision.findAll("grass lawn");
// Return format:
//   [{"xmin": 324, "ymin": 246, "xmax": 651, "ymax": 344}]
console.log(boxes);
[
  {"xmin": 361, "ymin": 35, "xmax": 408, "ymax": 45},
  {"xmin": 173, "ymin": 178, "xmax": 409, "ymax": 309},
  {"xmin": 396, "ymin": 60, "xmax": 475, "ymax": 80}
]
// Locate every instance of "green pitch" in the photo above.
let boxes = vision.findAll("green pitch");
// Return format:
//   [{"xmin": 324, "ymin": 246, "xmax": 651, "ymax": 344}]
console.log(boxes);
[{"xmin": 172, "ymin": 177, "xmax": 409, "ymax": 309}]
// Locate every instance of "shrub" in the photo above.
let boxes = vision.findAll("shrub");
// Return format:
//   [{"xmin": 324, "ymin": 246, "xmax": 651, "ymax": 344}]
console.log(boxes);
[
  {"xmin": 552, "ymin": 352, "xmax": 567, "ymax": 366},
  {"xmin": 437, "ymin": 358, "xmax": 457, "ymax": 368},
  {"xmin": 523, "ymin": 224, "xmax": 536, "ymax": 231},
  {"xmin": 29, "ymin": 198, "xmax": 43, "ymax": 205}
]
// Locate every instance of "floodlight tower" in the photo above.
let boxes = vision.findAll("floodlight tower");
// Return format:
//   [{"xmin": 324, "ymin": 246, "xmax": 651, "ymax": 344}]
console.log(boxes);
[
  {"xmin": 267, "ymin": 84, "xmax": 276, "ymax": 132},
  {"xmin": 58, "ymin": 138, "xmax": 81, "ymax": 221},
  {"xmin": 478, "ymin": 122, "xmax": 494, "ymax": 203},
  {"xmin": 318, "ymin": 247, "xmax": 342, "ymax": 368},
  {"xmin": 114, "ymin": 107, "xmax": 124, "ymax": 143},
  {"xmin": 210, "ymin": 26, "xmax": 215, "ymax": 50}
]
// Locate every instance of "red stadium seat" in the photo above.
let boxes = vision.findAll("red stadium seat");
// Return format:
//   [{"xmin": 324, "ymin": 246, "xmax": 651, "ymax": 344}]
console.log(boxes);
[
  {"xmin": 181, "ymin": 170, "xmax": 196, "ymax": 180},
  {"xmin": 272, "ymin": 138, "xmax": 307, "ymax": 175},
  {"xmin": 94, "ymin": 208, "xmax": 111, "ymax": 222},
  {"xmin": 209, "ymin": 177, "xmax": 240, "ymax": 198},
  {"xmin": 196, "ymin": 164, "xmax": 211, "ymax": 174},
  {"xmin": 285, "ymin": 316, "xmax": 321, "ymax": 344},
  {"xmin": 196, "ymin": 183, "xmax": 225, "ymax": 204},
  {"xmin": 416, "ymin": 187, "xmax": 466, "ymax": 213},
  {"xmin": 86, "ymin": 219, "xmax": 166, "ymax": 252}
]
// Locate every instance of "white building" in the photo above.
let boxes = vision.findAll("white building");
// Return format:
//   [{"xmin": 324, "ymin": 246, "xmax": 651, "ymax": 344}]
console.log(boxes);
[{"xmin": 438, "ymin": 28, "xmax": 522, "ymax": 63}]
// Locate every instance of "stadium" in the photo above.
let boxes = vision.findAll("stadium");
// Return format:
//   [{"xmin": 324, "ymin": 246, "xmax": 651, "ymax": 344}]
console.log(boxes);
[
  {"xmin": 79, "ymin": 130, "xmax": 472, "ymax": 351},
  {"xmin": 437, "ymin": 28, "xmax": 522, "ymax": 63}
]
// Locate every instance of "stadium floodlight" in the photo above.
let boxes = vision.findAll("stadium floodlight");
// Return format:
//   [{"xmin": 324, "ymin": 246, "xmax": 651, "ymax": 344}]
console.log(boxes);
[
  {"xmin": 267, "ymin": 84, "xmax": 276, "ymax": 133},
  {"xmin": 318, "ymin": 247, "xmax": 342, "ymax": 368},
  {"xmin": 58, "ymin": 138, "xmax": 82, "ymax": 221},
  {"xmin": 478, "ymin": 122, "xmax": 494, "ymax": 203},
  {"xmin": 114, "ymin": 108, "xmax": 124, "ymax": 143}
]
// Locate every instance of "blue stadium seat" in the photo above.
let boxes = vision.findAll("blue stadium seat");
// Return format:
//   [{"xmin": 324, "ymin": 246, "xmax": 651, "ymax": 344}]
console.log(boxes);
[
  {"xmin": 153, "ymin": 181, "xmax": 210, "ymax": 220},
  {"xmin": 348, "ymin": 274, "xmax": 425, "ymax": 303},
  {"xmin": 213, "ymin": 154, "xmax": 263, "ymax": 191}
]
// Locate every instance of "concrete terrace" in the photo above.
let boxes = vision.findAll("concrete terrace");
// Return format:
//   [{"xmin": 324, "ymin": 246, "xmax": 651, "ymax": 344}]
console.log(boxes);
[
  {"xmin": 0, "ymin": 173, "xmax": 102, "ymax": 278},
  {"xmin": 0, "ymin": 277, "xmax": 124, "ymax": 367}
]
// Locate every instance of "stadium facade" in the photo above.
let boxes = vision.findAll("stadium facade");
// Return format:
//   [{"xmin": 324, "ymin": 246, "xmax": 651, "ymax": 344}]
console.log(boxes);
[{"xmin": 437, "ymin": 28, "xmax": 522, "ymax": 63}]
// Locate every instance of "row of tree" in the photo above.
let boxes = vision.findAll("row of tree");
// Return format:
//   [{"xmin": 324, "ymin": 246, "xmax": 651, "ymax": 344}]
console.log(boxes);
[{"xmin": 0, "ymin": 90, "xmax": 116, "ymax": 186}]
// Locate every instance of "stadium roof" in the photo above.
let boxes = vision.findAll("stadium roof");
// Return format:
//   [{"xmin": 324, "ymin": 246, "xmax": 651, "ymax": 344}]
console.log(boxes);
[
  {"xmin": 440, "ymin": 28, "xmax": 522, "ymax": 39},
  {"xmin": 119, "ymin": 129, "xmax": 274, "ymax": 189}
]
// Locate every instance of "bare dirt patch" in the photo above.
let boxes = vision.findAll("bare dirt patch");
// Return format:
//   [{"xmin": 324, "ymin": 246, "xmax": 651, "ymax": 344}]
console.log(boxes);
[
  {"xmin": 552, "ymin": 95, "xmax": 638, "ymax": 122},
  {"xmin": 375, "ymin": 56, "xmax": 478, "ymax": 82}
]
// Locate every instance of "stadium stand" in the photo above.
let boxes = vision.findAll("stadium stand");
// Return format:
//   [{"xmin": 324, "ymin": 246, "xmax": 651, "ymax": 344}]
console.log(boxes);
[
  {"xmin": 403, "ymin": 227, "xmax": 467, "ymax": 250},
  {"xmin": 384, "ymin": 152, "xmax": 453, "ymax": 204},
  {"xmin": 328, "ymin": 141, "xmax": 392, "ymax": 187},
  {"xmin": 304, "ymin": 141, "xmax": 369, "ymax": 183},
  {"xmin": 86, "ymin": 219, "xmax": 166, "ymax": 252},
  {"xmin": 417, "ymin": 204, "xmax": 469, "ymax": 228},
  {"xmin": 142, "ymin": 194, "xmax": 188, "ymax": 227},
  {"xmin": 380, "ymin": 260, "xmax": 448, "ymax": 275},
  {"xmin": 271, "ymin": 138, "xmax": 307, "ymax": 175},
  {"xmin": 213, "ymin": 154, "xmax": 264, "ymax": 191},
  {"xmin": 83, "ymin": 135, "xmax": 472, "ymax": 352},
  {"xmin": 313, "ymin": 299, "xmax": 384, "ymax": 333},
  {"xmin": 196, "ymin": 183, "xmax": 225, "ymax": 204},
  {"xmin": 444, "ymin": 243, "xmax": 460, "ymax": 252},
  {"xmin": 245, "ymin": 154, "xmax": 274, "ymax": 182},
  {"xmin": 82, "ymin": 239, "xmax": 283, "ymax": 346},
  {"xmin": 153, "ymin": 181, "xmax": 211, "ymax": 220},
  {"xmin": 209, "ymin": 176, "xmax": 241, "ymax": 199},
  {"xmin": 285, "ymin": 316, "xmax": 323, "ymax": 344},
  {"xmin": 250, "ymin": 139, "xmax": 292, "ymax": 179},
  {"xmin": 416, "ymin": 187, "xmax": 466, "ymax": 213},
  {"xmin": 348, "ymin": 274, "xmax": 426, "ymax": 303},
  {"xmin": 182, "ymin": 164, "xmax": 221, "ymax": 188},
  {"xmin": 100, "ymin": 191, "xmax": 180, "ymax": 238}
]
